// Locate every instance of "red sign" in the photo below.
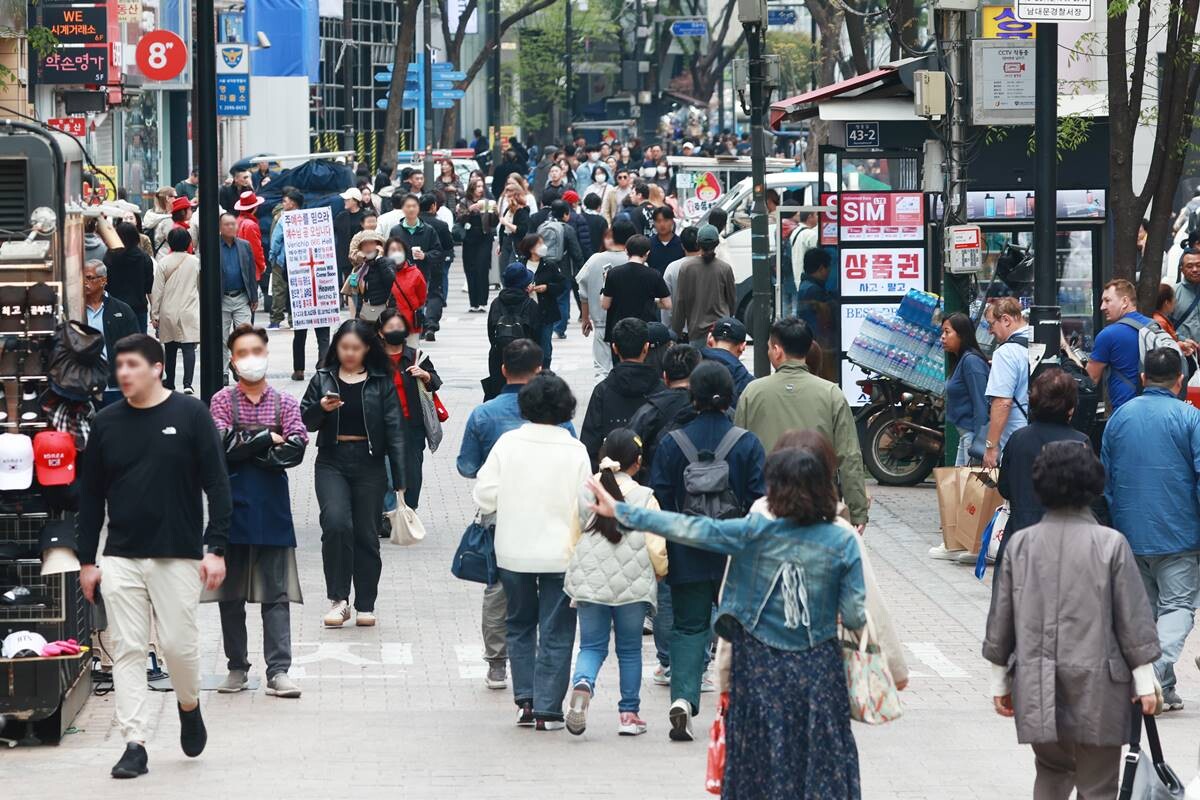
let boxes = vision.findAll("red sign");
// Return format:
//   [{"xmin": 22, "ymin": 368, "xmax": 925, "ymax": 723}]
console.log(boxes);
[
  {"xmin": 840, "ymin": 247, "xmax": 925, "ymax": 297},
  {"xmin": 135, "ymin": 30, "xmax": 187, "ymax": 82},
  {"xmin": 47, "ymin": 117, "xmax": 87, "ymax": 137},
  {"xmin": 838, "ymin": 192, "xmax": 924, "ymax": 242},
  {"xmin": 820, "ymin": 192, "xmax": 838, "ymax": 246}
]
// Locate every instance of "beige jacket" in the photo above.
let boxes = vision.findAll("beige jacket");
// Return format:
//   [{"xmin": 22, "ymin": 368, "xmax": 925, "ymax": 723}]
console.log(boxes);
[
  {"xmin": 716, "ymin": 499, "xmax": 908, "ymax": 692},
  {"xmin": 150, "ymin": 251, "xmax": 201, "ymax": 343}
]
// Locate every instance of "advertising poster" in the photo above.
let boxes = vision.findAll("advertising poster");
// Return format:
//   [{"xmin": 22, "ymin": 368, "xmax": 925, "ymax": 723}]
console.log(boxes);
[
  {"xmin": 819, "ymin": 192, "xmax": 838, "ymax": 246},
  {"xmin": 840, "ymin": 303, "xmax": 899, "ymax": 405},
  {"xmin": 281, "ymin": 208, "xmax": 343, "ymax": 330},
  {"xmin": 838, "ymin": 192, "xmax": 924, "ymax": 241},
  {"xmin": 840, "ymin": 247, "xmax": 925, "ymax": 297}
]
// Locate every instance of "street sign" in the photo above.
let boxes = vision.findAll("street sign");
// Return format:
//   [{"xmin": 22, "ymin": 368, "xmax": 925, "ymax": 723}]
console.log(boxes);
[
  {"xmin": 216, "ymin": 43, "xmax": 249, "ymax": 75},
  {"xmin": 432, "ymin": 80, "xmax": 457, "ymax": 91},
  {"xmin": 431, "ymin": 89, "xmax": 464, "ymax": 101},
  {"xmin": 845, "ymin": 121, "xmax": 880, "ymax": 149},
  {"xmin": 767, "ymin": 7, "xmax": 796, "ymax": 26},
  {"xmin": 135, "ymin": 30, "xmax": 187, "ymax": 82},
  {"xmin": 434, "ymin": 69, "xmax": 466, "ymax": 81},
  {"xmin": 375, "ymin": 71, "xmax": 394, "ymax": 82},
  {"xmin": 216, "ymin": 74, "xmax": 249, "ymax": 115},
  {"xmin": 432, "ymin": 99, "xmax": 455, "ymax": 109},
  {"xmin": 1014, "ymin": 0, "xmax": 1092, "ymax": 22},
  {"xmin": 670, "ymin": 19, "xmax": 708, "ymax": 37},
  {"xmin": 983, "ymin": 5, "xmax": 1036, "ymax": 38},
  {"xmin": 47, "ymin": 117, "xmax": 87, "ymax": 137}
]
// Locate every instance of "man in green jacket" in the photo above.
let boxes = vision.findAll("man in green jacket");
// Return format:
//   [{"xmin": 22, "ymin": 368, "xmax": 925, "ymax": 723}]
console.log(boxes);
[{"xmin": 733, "ymin": 317, "xmax": 870, "ymax": 528}]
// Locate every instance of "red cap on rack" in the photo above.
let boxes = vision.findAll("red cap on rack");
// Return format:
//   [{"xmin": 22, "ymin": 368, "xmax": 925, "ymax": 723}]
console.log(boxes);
[{"xmin": 33, "ymin": 430, "xmax": 76, "ymax": 486}]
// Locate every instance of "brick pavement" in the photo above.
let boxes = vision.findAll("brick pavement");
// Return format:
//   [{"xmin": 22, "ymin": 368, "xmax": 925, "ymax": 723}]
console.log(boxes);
[{"xmin": 4, "ymin": 277, "xmax": 1199, "ymax": 797}]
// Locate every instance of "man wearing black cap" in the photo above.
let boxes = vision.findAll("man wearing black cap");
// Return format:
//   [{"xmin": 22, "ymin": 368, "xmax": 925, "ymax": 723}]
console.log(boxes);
[{"xmin": 701, "ymin": 317, "xmax": 753, "ymax": 408}]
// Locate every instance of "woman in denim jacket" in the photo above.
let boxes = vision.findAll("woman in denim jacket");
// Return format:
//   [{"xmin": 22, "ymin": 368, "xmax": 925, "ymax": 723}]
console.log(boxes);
[{"xmin": 586, "ymin": 444, "xmax": 867, "ymax": 799}]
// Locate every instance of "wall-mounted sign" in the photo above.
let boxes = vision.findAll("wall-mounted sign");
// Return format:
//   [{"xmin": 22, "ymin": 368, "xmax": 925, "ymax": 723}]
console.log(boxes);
[
  {"xmin": 218, "ymin": 11, "xmax": 244, "ymax": 42},
  {"xmin": 845, "ymin": 121, "xmax": 880, "ymax": 149},
  {"xmin": 983, "ymin": 5, "xmax": 1036, "ymax": 38},
  {"xmin": 216, "ymin": 75, "xmax": 249, "ymax": 116},
  {"xmin": 840, "ymin": 247, "xmax": 925, "ymax": 297},
  {"xmin": 971, "ymin": 40, "xmax": 1035, "ymax": 125},
  {"xmin": 43, "ymin": 4, "xmax": 106, "ymax": 45},
  {"xmin": 820, "ymin": 192, "xmax": 838, "ymax": 246},
  {"xmin": 216, "ymin": 43, "xmax": 249, "ymax": 75},
  {"xmin": 135, "ymin": 30, "xmax": 187, "ymax": 82},
  {"xmin": 117, "ymin": 0, "xmax": 142, "ymax": 23},
  {"xmin": 966, "ymin": 188, "xmax": 1104, "ymax": 220},
  {"xmin": 36, "ymin": 2, "xmax": 109, "ymax": 83},
  {"xmin": 47, "ymin": 117, "xmax": 87, "ymax": 137},
  {"xmin": 838, "ymin": 192, "xmax": 925, "ymax": 241},
  {"xmin": 1015, "ymin": 0, "xmax": 1092, "ymax": 22}
]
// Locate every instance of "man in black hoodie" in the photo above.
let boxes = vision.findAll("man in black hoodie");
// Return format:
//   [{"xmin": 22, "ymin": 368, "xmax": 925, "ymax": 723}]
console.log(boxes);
[
  {"xmin": 629, "ymin": 344, "xmax": 701, "ymax": 481},
  {"xmin": 580, "ymin": 317, "xmax": 664, "ymax": 468}
]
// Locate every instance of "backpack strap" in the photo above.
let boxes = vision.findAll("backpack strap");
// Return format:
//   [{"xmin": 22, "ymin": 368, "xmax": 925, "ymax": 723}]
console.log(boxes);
[
  {"xmin": 1116, "ymin": 316, "xmax": 1146, "ymax": 332},
  {"xmin": 273, "ymin": 390, "xmax": 282, "ymax": 431},
  {"xmin": 1172, "ymin": 285, "xmax": 1200, "ymax": 330},
  {"xmin": 229, "ymin": 388, "xmax": 239, "ymax": 429},
  {"xmin": 667, "ymin": 429, "xmax": 701, "ymax": 464},
  {"xmin": 712, "ymin": 426, "xmax": 748, "ymax": 462}
]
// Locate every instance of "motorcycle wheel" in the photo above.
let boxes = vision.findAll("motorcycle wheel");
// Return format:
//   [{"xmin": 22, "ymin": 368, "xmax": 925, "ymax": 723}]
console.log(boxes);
[{"xmin": 862, "ymin": 412, "xmax": 940, "ymax": 487}]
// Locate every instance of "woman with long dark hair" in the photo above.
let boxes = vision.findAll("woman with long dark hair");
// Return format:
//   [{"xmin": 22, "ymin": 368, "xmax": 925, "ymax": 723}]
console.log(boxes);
[
  {"xmin": 564, "ymin": 428, "xmax": 668, "ymax": 737},
  {"xmin": 457, "ymin": 176, "xmax": 495, "ymax": 312},
  {"xmin": 942, "ymin": 311, "xmax": 991, "ymax": 466},
  {"xmin": 517, "ymin": 232, "xmax": 567, "ymax": 368},
  {"xmin": 585, "ymin": 438, "xmax": 865, "ymax": 798},
  {"xmin": 377, "ymin": 309, "xmax": 441, "ymax": 512},
  {"xmin": 300, "ymin": 319, "xmax": 405, "ymax": 628}
]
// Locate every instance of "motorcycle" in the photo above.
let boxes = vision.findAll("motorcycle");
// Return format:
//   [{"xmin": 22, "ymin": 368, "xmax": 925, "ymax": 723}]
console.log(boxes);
[{"xmin": 853, "ymin": 371, "xmax": 945, "ymax": 486}]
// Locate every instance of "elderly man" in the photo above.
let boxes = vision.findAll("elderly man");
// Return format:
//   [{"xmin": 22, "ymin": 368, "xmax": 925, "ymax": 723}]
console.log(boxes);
[
  {"xmin": 84, "ymin": 260, "xmax": 140, "ymax": 406},
  {"xmin": 981, "ymin": 297, "xmax": 1032, "ymax": 469},
  {"xmin": 217, "ymin": 213, "xmax": 258, "ymax": 382}
]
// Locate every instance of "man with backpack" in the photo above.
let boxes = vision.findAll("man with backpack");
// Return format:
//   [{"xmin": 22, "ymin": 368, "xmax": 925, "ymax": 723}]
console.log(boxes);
[
  {"xmin": 1086, "ymin": 279, "xmax": 1181, "ymax": 412},
  {"xmin": 536, "ymin": 200, "xmax": 584, "ymax": 341},
  {"xmin": 630, "ymin": 344, "xmax": 702, "ymax": 481},
  {"xmin": 980, "ymin": 298, "xmax": 1033, "ymax": 470},
  {"xmin": 580, "ymin": 318, "xmax": 665, "ymax": 469},
  {"xmin": 483, "ymin": 265, "xmax": 543, "ymax": 400},
  {"xmin": 650, "ymin": 361, "xmax": 765, "ymax": 742}
]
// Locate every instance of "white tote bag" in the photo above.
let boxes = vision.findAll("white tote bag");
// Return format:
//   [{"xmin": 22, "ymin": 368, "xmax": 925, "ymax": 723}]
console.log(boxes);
[{"xmin": 388, "ymin": 494, "xmax": 426, "ymax": 546}]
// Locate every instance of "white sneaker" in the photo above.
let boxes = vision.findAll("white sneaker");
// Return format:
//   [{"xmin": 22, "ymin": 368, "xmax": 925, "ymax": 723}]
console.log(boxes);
[
  {"xmin": 355, "ymin": 611, "xmax": 377, "ymax": 627},
  {"xmin": 652, "ymin": 664, "xmax": 671, "ymax": 686},
  {"xmin": 668, "ymin": 699, "xmax": 694, "ymax": 742},
  {"xmin": 928, "ymin": 543, "xmax": 967, "ymax": 561},
  {"xmin": 323, "ymin": 600, "xmax": 350, "ymax": 627},
  {"xmin": 955, "ymin": 550, "xmax": 980, "ymax": 564},
  {"xmin": 618, "ymin": 712, "xmax": 647, "ymax": 736}
]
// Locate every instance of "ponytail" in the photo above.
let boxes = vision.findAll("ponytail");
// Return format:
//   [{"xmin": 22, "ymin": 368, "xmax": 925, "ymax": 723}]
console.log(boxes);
[
  {"xmin": 587, "ymin": 428, "xmax": 642, "ymax": 544},
  {"xmin": 701, "ymin": 244, "xmax": 716, "ymax": 264}
]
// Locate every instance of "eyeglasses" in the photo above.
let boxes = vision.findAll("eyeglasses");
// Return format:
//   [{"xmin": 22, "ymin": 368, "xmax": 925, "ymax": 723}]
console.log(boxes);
[{"xmin": 83, "ymin": 274, "xmax": 104, "ymax": 282}]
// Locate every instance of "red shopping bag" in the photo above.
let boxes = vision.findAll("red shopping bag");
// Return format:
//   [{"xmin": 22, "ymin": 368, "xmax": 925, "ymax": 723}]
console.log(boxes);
[
  {"xmin": 705, "ymin": 692, "xmax": 729, "ymax": 795},
  {"xmin": 433, "ymin": 392, "xmax": 449, "ymax": 422}
]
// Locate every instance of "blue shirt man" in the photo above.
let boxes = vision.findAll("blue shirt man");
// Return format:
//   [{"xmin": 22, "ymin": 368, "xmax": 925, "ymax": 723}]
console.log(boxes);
[
  {"xmin": 457, "ymin": 383, "xmax": 576, "ymax": 478},
  {"xmin": 981, "ymin": 297, "xmax": 1030, "ymax": 468},
  {"xmin": 220, "ymin": 237, "xmax": 247, "ymax": 295},
  {"xmin": 1087, "ymin": 280, "xmax": 1153, "ymax": 411}
]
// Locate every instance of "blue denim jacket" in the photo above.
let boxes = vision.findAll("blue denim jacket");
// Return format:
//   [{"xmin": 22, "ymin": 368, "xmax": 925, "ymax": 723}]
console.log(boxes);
[
  {"xmin": 614, "ymin": 503, "xmax": 866, "ymax": 651},
  {"xmin": 456, "ymin": 384, "xmax": 576, "ymax": 478}
]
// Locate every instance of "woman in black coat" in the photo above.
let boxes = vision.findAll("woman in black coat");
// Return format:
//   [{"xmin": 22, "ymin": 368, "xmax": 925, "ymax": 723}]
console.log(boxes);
[
  {"xmin": 378, "ymin": 308, "xmax": 441, "ymax": 511},
  {"xmin": 516, "ymin": 233, "xmax": 566, "ymax": 369},
  {"xmin": 456, "ymin": 176, "xmax": 496, "ymax": 313},
  {"xmin": 483, "ymin": 263, "xmax": 543, "ymax": 400}
]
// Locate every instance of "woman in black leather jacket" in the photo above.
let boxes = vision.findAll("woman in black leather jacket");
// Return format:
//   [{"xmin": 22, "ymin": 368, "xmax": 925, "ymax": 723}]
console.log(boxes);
[{"xmin": 300, "ymin": 319, "xmax": 405, "ymax": 629}]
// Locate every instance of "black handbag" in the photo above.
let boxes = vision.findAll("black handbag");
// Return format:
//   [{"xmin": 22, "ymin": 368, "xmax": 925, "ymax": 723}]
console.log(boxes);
[
  {"xmin": 48, "ymin": 320, "xmax": 108, "ymax": 402},
  {"xmin": 450, "ymin": 518, "xmax": 497, "ymax": 584}
]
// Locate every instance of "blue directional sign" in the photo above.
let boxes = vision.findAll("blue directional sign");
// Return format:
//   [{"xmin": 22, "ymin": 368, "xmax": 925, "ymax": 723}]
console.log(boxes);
[
  {"xmin": 767, "ymin": 7, "xmax": 797, "ymax": 25},
  {"xmin": 432, "ymin": 99, "xmax": 455, "ymax": 109},
  {"xmin": 434, "ymin": 69, "xmax": 466, "ymax": 81},
  {"xmin": 432, "ymin": 80, "xmax": 458, "ymax": 91},
  {"xmin": 670, "ymin": 19, "xmax": 708, "ymax": 36},
  {"xmin": 432, "ymin": 89, "xmax": 465, "ymax": 101},
  {"xmin": 216, "ymin": 75, "xmax": 249, "ymax": 116}
]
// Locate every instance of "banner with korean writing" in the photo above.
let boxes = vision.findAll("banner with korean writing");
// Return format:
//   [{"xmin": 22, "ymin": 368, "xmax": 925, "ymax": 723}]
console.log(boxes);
[
  {"xmin": 281, "ymin": 207, "xmax": 343, "ymax": 330},
  {"xmin": 840, "ymin": 247, "xmax": 925, "ymax": 297},
  {"xmin": 838, "ymin": 192, "xmax": 924, "ymax": 241}
]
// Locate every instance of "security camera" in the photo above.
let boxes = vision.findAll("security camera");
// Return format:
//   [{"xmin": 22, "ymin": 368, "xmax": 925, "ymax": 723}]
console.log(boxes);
[{"xmin": 256, "ymin": 31, "xmax": 271, "ymax": 48}]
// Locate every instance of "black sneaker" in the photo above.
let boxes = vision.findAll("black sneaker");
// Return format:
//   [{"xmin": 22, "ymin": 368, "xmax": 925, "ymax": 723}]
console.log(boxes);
[
  {"xmin": 178, "ymin": 702, "xmax": 207, "ymax": 757},
  {"xmin": 516, "ymin": 700, "xmax": 535, "ymax": 727},
  {"xmin": 111, "ymin": 742, "xmax": 148, "ymax": 779},
  {"xmin": 424, "ymin": 331, "xmax": 436, "ymax": 342}
]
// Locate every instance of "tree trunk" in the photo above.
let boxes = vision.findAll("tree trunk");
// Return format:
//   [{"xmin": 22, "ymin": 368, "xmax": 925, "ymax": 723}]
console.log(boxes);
[
  {"xmin": 802, "ymin": 0, "xmax": 845, "ymax": 170},
  {"xmin": 383, "ymin": 1, "xmax": 421, "ymax": 162}
]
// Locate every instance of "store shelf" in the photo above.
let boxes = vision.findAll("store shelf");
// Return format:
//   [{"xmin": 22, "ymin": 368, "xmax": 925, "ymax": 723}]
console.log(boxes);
[{"xmin": 0, "ymin": 646, "xmax": 88, "ymax": 665}]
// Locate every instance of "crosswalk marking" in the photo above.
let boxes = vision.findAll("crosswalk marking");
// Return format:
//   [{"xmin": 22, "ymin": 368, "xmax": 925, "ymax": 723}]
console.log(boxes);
[
  {"xmin": 905, "ymin": 642, "xmax": 970, "ymax": 679},
  {"xmin": 454, "ymin": 644, "xmax": 487, "ymax": 679}
]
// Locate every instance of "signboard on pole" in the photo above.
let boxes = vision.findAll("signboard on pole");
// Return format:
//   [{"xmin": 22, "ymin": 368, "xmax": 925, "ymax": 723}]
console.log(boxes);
[
  {"xmin": 281, "ymin": 208, "xmax": 343, "ymax": 330},
  {"xmin": 983, "ymin": 5, "xmax": 1036, "ymax": 38},
  {"xmin": 840, "ymin": 247, "xmax": 925, "ymax": 297},
  {"xmin": 216, "ymin": 76, "xmax": 249, "ymax": 115},
  {"xmin": 670, "ymin": 19, "xmax": 708, "ymax": 36},
  {"xmin": 1014, "ymin": 0, "xmax": 1092, "ymax": 22},
  {"xmin": 971, "ymin": 40, "xmax": 1035, "ymax": 125},
  {"xmin": 36, "ymin": 2, "xmax": 109, "ymax": 84},
  {"xmin": 837, "ymin": 192, "xmax": 924, "ymax": 241}
]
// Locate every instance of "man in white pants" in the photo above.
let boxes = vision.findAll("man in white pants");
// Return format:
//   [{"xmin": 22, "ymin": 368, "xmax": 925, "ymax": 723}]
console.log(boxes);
[
  {"xmin": 576, "ymin": 217, "xmax": 638, "ymax": 378},
  {"xmin": 78, "ymin": 334, "xmax": 232, "ymax": 779}
]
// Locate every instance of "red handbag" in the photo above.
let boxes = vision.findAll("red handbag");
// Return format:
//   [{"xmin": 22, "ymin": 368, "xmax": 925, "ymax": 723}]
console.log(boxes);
[
  {"xmin": 705, "ymin": 692, "xmax": 729, "ymax": 795},
  {"xmin": 433, "ymin": 392, "xmax": 449, "ymax": 422}
]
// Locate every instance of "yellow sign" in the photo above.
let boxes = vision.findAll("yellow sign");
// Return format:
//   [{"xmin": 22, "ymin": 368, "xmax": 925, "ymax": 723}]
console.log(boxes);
[{"xmin": 983, "ymin": 5, "xmax": 1036, "ymax": 39}]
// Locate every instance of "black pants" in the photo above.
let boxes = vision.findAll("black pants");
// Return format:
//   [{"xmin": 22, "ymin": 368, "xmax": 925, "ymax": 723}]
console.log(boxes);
[
  {"xmin": 403, "ymin": 429, "xmax": 425, "ymax": 508},
  {"xmin": 421, "ymin": 260, "xmax": 446, "ymax": 329},
  {"xmin": 293, "ymin": 326, "xmax": 330, "ymax": 372},
  {"xmin": 315, "ymin": 442, "xmax": 387, "ymax": 612},
  {"xmin": 463, "ymin": 238, "xmax": 492, "ymax": 308},
  {"xmin": 163, "ymin": 342, "xmax": 196, "ymax": 390},
  {"xmin": 253, "ymin": 270, "xmax": 272, "ymax": 322}
]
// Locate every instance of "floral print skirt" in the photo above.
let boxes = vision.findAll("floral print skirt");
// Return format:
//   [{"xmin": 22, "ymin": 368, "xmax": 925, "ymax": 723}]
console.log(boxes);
[{"xmin": 723, "ymin": 628, "xmax": 861, "ymax": 800}]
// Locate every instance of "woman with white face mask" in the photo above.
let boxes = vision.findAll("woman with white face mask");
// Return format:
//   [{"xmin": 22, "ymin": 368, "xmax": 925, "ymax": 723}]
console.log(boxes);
[
  {"xmin": 384, "ymin": 235, "xmax": 428, "ymax": 346},
  {"xmin": 377, "ymin": 309, "xmax": 441, "ymax": 513},
  {"xmin": 204, "ymin": 324, "xmax": 309, "ymax": 699}
]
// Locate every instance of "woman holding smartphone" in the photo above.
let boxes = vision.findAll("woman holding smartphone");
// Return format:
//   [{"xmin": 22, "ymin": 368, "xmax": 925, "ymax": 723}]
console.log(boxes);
[{"xmin": 301, "ymin": 319, "xmax": 406, "ymax": 629}]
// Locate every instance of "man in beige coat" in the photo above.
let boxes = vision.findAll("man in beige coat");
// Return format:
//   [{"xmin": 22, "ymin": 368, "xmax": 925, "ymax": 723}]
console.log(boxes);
[{"xmin": 150, "ymin": 227, "xmax": 201, "ymax": 393}]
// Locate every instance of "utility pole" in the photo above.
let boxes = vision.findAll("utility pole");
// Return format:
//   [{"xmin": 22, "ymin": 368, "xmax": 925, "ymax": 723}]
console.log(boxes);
[
  {"xmin": 423, "ymin": 0, "xmax": 435, "ymax": 183},
  {"xmin": 1030, "ymin": 22, "xmax": 1060, "ymax": 350},
  {"xmin": 342, "ymin": 0, "xmax": 355, "ymax": 153},
  {"xmin": 739, "ymin": 0, "xmax": 770, "ymax": 376},
  {"xmin": 564, "ymin": 0, "xmax": 573, "ymax": 141},
  {"xmin": 196, "ymin": 0, "xmax": 221, "ymax": 399},
  {"xmin": 489, "ymin": 0, "xmax": 501, "ymax": 158}
]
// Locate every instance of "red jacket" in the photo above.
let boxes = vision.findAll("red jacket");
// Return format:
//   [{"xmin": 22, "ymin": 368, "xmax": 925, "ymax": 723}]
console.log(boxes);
[
  {"xmin": 390, "ymin": 263, "xmax": 428, "ymax": 333},
  {"xmin": 236, "ymin": 212, "xmax": 266, "ymax": 280}
]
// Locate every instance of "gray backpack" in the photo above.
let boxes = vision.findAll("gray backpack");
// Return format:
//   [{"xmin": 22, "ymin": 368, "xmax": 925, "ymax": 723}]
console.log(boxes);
[
  {"xmin": 536, "ymin": 219, "xmax": 566, "ymax": 263},
  {"xmin": 668, "ymin": 427, "xmax": 748, "ymax": 520}
]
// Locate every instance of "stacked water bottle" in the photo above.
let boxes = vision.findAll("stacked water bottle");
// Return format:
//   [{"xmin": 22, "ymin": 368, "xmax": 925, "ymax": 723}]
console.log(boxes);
[{"xmin": 848, "ymin": 290, "xmax": 946, "ymax": 395}]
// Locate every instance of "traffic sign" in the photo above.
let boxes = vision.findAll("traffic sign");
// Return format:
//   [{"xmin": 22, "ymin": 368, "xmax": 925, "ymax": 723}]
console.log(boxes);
[
  {"xmin": 432, "ymin": 80, "xmax": 458, "ymax": 91},
  {"xmin": 432, "ymin": 99, "xmax": 455, "ymax": 109},
  {"xmin": 432, "ymin": 89, "xmax": 464, "ymax": 101},
  {"xmin": 136, "ymin": 30, "xmax": 187, "ymax": 82},
  {"xmin": 670, "ymin": 19, "xmax": 708, "ymax": 36},
  {"xmin": 375, "ymin": 71, "xmax": 394, "ymax": 82},
  {"xmin": 1013, "ymin": 0, "xmax": 1092, "ymax": 22},
  {"xmin": 434, "ymin": 69, "xmax": 466, "ymax": 81},
  {"xmin": 767, "ymin": 7, "xmax": 796, "ymax": 25}
]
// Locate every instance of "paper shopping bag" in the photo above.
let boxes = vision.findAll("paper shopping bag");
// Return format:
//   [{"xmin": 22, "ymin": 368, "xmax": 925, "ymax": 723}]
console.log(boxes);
[
  {"xmin": 955, "ymin": 469, "xmax": 1002, "ymax": 554},
  {"xmin": 933, "ymin": 466, "xmax": 967, "ymax": 550}
]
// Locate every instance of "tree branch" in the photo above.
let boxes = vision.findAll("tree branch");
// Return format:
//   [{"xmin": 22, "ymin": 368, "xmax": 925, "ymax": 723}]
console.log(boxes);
[{"xmin": 462, "ymin": 0, "xmax": 558, "ymax": 85}]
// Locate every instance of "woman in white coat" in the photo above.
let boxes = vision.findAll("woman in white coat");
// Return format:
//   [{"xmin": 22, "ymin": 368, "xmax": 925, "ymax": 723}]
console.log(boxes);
[{"xmin": 150, "ymin": 227, "xmax": 201, "ymax": 393}]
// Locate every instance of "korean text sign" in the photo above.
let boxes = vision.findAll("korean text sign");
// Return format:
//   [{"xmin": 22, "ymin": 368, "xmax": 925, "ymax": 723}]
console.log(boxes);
[
  {"xmin": 838, "ymin": 192, "xmax": 924, "ymax": 241},
  {"xmin": 840, "ymin": 248, "xmax": 925, "ymax": 297},
  {"xmin": 281, "ymin": 208, "xmax": 343, "ymax": 330}
]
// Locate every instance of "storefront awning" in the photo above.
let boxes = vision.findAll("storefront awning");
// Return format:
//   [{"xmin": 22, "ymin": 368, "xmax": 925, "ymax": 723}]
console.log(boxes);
[{"xmin": 769, "ymin": 56, "xmax": 934, "ymax": 129}]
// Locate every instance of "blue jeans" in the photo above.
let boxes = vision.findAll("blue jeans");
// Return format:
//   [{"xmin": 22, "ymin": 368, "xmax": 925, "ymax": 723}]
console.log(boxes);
[
  {"xmin": 498, "ymin": 569, "xmax": 577, "ymax": 721},
  {"xmin": 572, "ymin": 601, "xmax": 649, "ymax": 713},
  {"xmin": 553, "ymin": 284, "xmax": 570, "ymax": 336},
  {"xmin": 1137, "ymin": 553, "xmax": 1200, "ymax": 693},
  {"xmin": 653, "ymin": 581, "xmax": 673, "ymax": 667},
  {"xmin": 955, "ymin": 430, "xmax": 976, "ymax": 467},
  {"xmin": 538, "ymin": 323, "xmax": 553, "ymax": 369}
]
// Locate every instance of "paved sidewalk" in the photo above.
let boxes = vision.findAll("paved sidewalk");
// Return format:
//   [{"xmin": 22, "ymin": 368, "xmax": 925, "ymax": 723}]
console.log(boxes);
[{"xmin": 4, "ymin": 278, "xmax": 1199, "ymax": 797}]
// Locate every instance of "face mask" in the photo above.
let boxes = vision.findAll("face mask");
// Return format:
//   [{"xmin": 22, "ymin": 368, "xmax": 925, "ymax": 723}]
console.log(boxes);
[
  {"xmin": 234, "ymin": 355, "xmax": 269, "ymax": 382},
  {"xmin": 657, "ymin": 166, "xmax": 667, "ymax": 176},
  {"xmin": 535, "ymin": 244, "xmax": 548, "ymax": 257},
  {"xmin": 588, "ymin": 152, "xmax": 599, "ymax": 162},
  {"xmin": 383, "ymin": 330, "xmax": 407, "ymax": 346},
  {"xmin": 390, "ymin": 250, "xmax": 406, "ymax": 264}
]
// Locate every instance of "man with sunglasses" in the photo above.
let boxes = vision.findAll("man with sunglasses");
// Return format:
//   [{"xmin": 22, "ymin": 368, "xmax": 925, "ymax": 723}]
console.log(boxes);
[{"xmin": 604, "ymin": 170, "xmax": 633, "ymax": 222}]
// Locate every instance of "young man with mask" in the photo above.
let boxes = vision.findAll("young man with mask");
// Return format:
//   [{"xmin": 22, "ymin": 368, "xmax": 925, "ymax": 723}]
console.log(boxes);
[
  {"xmin": 78, "ymin": 334, "xmax": 232, "ymax": 779},
  {"xmin": 207, "ymin": 325, "xmax": 308, "ymax": 700}
]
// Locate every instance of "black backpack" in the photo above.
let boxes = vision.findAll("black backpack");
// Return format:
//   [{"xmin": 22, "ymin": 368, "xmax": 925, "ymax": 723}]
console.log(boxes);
[
  {"xmin": 668, "ymin": 427, "xmax": 748, "ymax": 520},
  {"xmin": 493, "ymin": 305, "xmax": 531, "ymax": 350}
]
